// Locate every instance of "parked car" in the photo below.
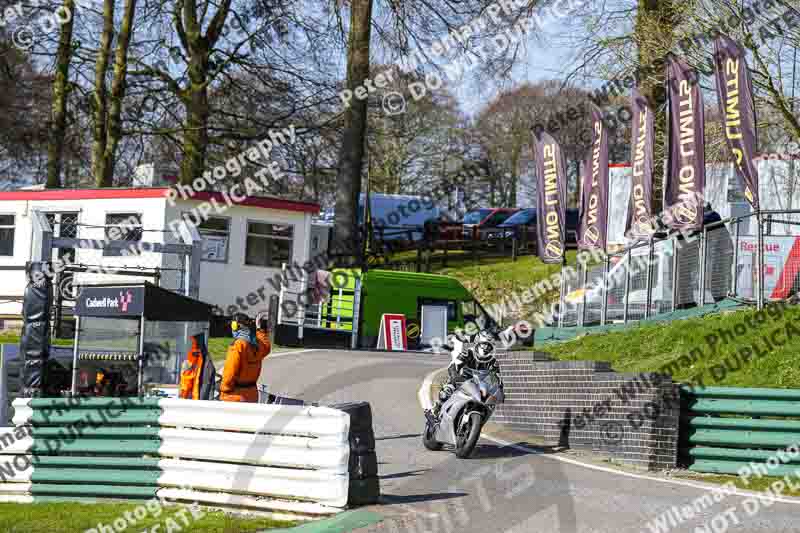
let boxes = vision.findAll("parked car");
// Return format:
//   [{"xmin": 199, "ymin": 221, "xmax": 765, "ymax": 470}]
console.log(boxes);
[
  {"xmin": 487, "ymin": 208, "xmax": 537, "ymax": 246},
  {"xmin": 486, "ymin": 208, "xmax": 579, "ymax": 249},
  {"xmin": 463, "ymin": 208, "xmax": 519, "ymax": 240},
  {"xmin": 423, "ymin": 218, "xmax": 464, "ymax": 241}
]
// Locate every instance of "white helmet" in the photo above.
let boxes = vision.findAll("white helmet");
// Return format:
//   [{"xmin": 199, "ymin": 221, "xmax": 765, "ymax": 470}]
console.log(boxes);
[{"xmin": 473, "ymin": 331, "xmax": 496, "ymax": 365}]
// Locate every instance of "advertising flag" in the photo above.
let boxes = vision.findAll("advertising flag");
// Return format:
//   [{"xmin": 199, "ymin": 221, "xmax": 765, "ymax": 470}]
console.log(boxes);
[
  {"xmin": 665, "ymin": 55, "xmax": 705, "ymax": 230},
  {"xmin": 533, "ymin": 130, "xmax": 567, "ymax": 264},
  {"xmin": 713, "ymin": 34, "xmax": 759, "ymax": 210},
  {"xmin": 626, "ymin": 89, "xmax": 656, "ymax": 238},
  {"xmin": 578, "ymin": 106, "xmax": 609, "ymax": 251},
  {"xmin": 578, "ymin": 158, "xmax": 590, "ymax": 245}
]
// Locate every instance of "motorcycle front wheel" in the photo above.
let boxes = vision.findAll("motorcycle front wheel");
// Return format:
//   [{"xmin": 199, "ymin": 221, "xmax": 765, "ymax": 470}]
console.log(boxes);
[
  {"xmin": 455, "ymin": 412, "xmax": 483, "ymax": 458},
  {"xmin": 423, "ymin": 419, "xmax": 443, "ymax": 451}
]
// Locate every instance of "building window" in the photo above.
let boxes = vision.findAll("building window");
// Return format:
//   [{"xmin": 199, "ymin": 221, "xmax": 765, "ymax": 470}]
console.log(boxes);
[
  {"xmin": 245, "ymin": 221, "xmax": 293, "ymax": 268},
  {"xmin": 104, "ymin": 213, "xmax": 143, "ymax": 257},
  {"xmin": 196, "ymin": 216, "xmax": 230, "ymax": 263},
  {"xmin": 0, "ymin": 215, "xmax": 15, "ymax": 256}
]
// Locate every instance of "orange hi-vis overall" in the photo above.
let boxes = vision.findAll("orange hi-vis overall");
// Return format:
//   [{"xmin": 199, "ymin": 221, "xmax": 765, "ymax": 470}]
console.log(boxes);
[
  {"xmin": 179, "ymin": 336, "xmax": 204, "ymax": 400},
  {"xmin": 220, "ymin": 330, "xmax": 271, "ymax": 402}
]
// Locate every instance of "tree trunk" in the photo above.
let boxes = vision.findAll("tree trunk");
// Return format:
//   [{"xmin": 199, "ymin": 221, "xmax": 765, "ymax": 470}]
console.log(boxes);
[
  {"xmin": 180, "ymin": 53, "xmax": 210, "ymax": 185},
  {"xmin": 333, "ymin": 0, "xmax": 373, "ymax": 267},
  {"xmin": 91, "ymin": 0, "xmax": 115, "ymax": 187},
  {"xmin": 175, "ymin": 0, "xmax": 231, "ymax": 185},
  {"xmin": 636, "ymin": 0, "xmax": 676, "ymax": 214},
  {"xmin": 101, "ymin": 0, "xmax": 137, "ymax": 186},
  {"xmin": 46, "ymin": 0, "xmax": 76, "ymax": 189}
]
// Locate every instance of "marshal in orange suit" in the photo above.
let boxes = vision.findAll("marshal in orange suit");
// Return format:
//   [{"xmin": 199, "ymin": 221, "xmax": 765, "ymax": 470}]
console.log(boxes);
[{"xmin": 220, "ymin": 313, "xmax": 271, "ymax": 402}]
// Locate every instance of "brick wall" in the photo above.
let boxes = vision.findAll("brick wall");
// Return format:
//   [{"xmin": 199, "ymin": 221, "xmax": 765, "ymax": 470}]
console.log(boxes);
[{"xmin": 493, "ymin": 351, "xmax": 679, "ymax": 471}]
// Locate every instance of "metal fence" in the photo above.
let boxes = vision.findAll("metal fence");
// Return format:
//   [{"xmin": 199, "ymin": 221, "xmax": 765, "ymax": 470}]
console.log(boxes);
[{"xmin": 557, "ymin": 210, "xmax": 800, "ymax": 327}]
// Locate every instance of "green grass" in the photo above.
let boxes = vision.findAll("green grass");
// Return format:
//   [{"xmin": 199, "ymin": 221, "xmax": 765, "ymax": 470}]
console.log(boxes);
[
  {"xmin": 0, "ymin": 334, "xmax": 72, "ymax": 346},
  {"xmin": 683, "ymin": 473, "xmax": 800, "ymax": 498},
  {"xmin": 0, "ymin": 502, "xmax": 296, "ymax": 533},
  {"xmin": 0, "ymin": 335, "xmax": 292, "ymax": 367},
  {"xmin": 210, "ymin": 337, "xmax": 297, "ymax": 366},
  {"xmin": 431, "ymin": 251, "xmax": 577, "ymax": 324},
  {"xmin": 539, "ymin": 304, "xmax": 800, "ymax": 388}
]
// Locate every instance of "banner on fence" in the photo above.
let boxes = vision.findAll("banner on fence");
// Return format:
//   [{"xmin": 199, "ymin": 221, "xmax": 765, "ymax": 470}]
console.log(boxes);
[
  {"xmin": 665, "ymin": 55, "xmax": 705, "ymax": 231},
  {"xmin": 578, "ymin": 107, "xmax": 609, "ymax": 252},
  {"xmin": 533, "ymin": 131, "xmax": 567, "ymax": 264},
  {"xmin": 713, "ymin": 34, "xmax": 759, "ymax": 211},
  {"xmin": 626, "ymin": 89, "xmax": 655, "ymax": 238}
]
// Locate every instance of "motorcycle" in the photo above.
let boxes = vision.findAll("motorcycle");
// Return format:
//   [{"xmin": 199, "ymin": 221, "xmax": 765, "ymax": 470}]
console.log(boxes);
[{"xmin": 423, "ymin": 365, "xmax": 505, "ymax": 458}]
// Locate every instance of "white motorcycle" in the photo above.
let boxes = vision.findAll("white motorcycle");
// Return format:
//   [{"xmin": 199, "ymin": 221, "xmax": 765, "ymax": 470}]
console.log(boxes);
[{"xmin": 423, "ymin": 332, "xmax": 504, "ymax": 458}]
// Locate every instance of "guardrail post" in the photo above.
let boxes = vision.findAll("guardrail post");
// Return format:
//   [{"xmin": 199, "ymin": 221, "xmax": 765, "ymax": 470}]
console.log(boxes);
[
  {"xmin": 699, "ymin": 226, "xmax": 707, "ymax": 307},
  {"xmin": 511, "ymin": 235, "xmax": 518, "ymax": 262},
  {"xmin": 732, "ymin": 217, "xmax": 739, "ymax": 297},
  {"xmin": 645, "ymin": 238, "xmax": 654, "ymax": 319},
  {"xmin": 0, "ymin": 345, "xmax": 7, "ymax": 425},
  {"xmin": 757, "ymin": 211, "xmax": 765, "ymax": 310},
  {"xmin": 579, "ymin": 261, "xmax": 587, "ymax": 327},
  {"xmin": 351, "ymin": 278, "xmax": 362, "ymax": 349},
  {"xmin": 671, "ymin": 237, "xmax": 679, "ymax": 313},
  {"xmin": 601, "ymin": 256, "xmax": 610, "ymax": 326},
  {"xmin": 70, "ymin": 316, "xmax": 80, "ymax": 396},
  {"xmin": 623, "ymin": 250, "xmax": 631, "ymax": 323},
  {"xmin": 557, "ymin": 264, "xmax": 566, "ymax": 329}
]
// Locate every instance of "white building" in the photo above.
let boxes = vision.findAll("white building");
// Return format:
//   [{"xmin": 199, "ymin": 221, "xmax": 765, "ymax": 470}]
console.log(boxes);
[{"xmin": 0, "ymin": 186, "xmax": 320, "ymax": 322}]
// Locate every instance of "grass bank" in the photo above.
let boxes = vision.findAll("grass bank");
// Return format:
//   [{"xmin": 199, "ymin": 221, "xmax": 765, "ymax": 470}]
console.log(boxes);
[
  {"xmin": 0, "ymin": 502, "xmax": 295, "ymax": 533},
  {"xmin": 431, "ymin": 252, "xmax": 577, "ymax": 324}
]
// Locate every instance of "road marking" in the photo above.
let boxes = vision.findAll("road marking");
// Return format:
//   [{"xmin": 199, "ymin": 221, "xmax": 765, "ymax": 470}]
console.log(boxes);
[
  {"xmin": 271, "ymin": 348, "xmax": 327, "ymax": 357},
  {"xmin": 417, "ymin": 367, "xmax": 800, "ymax": 506}
]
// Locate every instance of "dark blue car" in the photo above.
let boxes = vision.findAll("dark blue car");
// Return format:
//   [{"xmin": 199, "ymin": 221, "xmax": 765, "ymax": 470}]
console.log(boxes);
[{"xmin": 489, "ymin": 208, "xmax": 579, "ymax": 250}]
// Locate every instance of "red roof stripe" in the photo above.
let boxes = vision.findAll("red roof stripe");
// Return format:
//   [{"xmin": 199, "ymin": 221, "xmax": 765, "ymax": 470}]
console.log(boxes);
[{"xmin": 0, "ymin": 188, "xmax": 320, "ymax": 213}]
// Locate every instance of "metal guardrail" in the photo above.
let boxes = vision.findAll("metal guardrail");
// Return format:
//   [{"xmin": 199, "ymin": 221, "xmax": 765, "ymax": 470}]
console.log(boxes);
[
  {"xmin": 559, "ymin": 210, "xmax": 800, "ymax": 327},
  {"xmin": 680, "ymin": 386, "xmax": 800, "ymax": 475}
]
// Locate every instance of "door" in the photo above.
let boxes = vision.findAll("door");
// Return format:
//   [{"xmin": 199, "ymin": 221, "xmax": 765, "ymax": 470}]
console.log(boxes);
[{"xmin": 420, "ymin": 305, "xmax": 448, "ymax": 347}]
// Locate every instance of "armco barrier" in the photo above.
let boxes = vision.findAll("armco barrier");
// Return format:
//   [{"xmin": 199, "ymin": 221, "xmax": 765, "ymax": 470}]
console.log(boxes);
[
  {"xmin": 680, "ymin": 386, "xmax": 800, "ymax": 475},
  {"xmin": 0, "ymin": 397, "xmax": 356, "ymax": 517}
]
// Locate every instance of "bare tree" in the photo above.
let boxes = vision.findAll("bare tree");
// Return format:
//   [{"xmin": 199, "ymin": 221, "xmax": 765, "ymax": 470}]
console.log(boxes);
[
  {"xmin": 46, "ymin": 0, "xmax": 76, "ymax": 188},
  {"xmin": 334, "ymin": 0, "xmax": 374, "ymax": 266},
  {"xmin": 91, "ymin": 0, "xmax": 138, "ymax": 187}
]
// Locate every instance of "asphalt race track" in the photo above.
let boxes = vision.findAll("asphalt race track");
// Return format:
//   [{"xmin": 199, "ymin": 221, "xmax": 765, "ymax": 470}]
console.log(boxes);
[{"xmin": 260, "ymin": 349, "xmax": 800, "ymax": 533}]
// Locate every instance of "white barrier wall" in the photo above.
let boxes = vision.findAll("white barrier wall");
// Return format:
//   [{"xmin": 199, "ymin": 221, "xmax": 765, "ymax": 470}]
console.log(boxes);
[{"xmin": 3, "ymin": 398, "xmax": 353, "ymax": 515}]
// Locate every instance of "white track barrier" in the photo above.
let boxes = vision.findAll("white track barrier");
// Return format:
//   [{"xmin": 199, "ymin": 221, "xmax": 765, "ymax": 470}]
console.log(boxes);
[{"xmin": 2, "ymin": 399, "xmax": 353, "ymax": 513}]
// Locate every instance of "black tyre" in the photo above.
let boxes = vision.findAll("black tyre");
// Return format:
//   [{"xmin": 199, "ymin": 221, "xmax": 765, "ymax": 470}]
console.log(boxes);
[
  {"xmin": 455, "ymin": 412, "xmax": 483, "ymax": 459},
  {"xmin": 423, "ymin": 420, "xmax": 443, "ymax": 451}
]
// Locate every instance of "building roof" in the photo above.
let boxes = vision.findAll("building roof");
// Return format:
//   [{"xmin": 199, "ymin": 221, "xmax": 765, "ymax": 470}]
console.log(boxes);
[{"xmin": 0, "ymin": 187, "xmax": 320, "ymax": 213}]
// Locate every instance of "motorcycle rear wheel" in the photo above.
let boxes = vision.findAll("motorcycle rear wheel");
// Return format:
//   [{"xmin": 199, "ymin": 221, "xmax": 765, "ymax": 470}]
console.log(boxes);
[
  {"xmin": 423, "ymin": 420, "xmax": 443, "ymax": 451},
  {"xmin": 455, "ymin": 412, "xmax": 483, "ymax": 458}
]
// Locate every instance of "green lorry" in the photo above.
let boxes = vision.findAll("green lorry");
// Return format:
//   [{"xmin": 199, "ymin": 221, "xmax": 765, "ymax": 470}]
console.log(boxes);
[{"xmin": 274, "ymin": 268, "xmax": 497, "ymax": 350}]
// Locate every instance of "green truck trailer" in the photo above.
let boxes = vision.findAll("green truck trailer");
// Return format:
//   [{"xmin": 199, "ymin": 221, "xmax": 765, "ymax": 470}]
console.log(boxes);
[{"xmin": 274, "ymin": 268, "xmax": 496, "ymax": 350}]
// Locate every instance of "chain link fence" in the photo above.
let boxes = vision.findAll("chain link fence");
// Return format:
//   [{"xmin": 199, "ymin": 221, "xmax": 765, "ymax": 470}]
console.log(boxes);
[{"xmin": 558, "ymin": 210, "xmax": 800, "ymax": 327}]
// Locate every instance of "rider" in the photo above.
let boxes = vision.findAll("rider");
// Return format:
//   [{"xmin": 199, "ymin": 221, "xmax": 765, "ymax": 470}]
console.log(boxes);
[{"xmin": 429, "ymin": 318, "xmax": 499, "ymax": 418}]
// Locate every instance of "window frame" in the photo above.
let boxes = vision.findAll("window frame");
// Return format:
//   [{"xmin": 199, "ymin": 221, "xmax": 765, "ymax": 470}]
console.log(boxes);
[
  {"xmin": 0, "ymin": 214, "xmax": 15, "ymax": 257},
  {"xmin": 186, "ymin": 213, "xmax": 231, "ymax": 264},
  {"xmin": 244, "ymin": 219, "xmax": 294, "ymax": 269},
  {"xmin": 103, "ymin": 212, "xmax": 143, "ymax": 257}
]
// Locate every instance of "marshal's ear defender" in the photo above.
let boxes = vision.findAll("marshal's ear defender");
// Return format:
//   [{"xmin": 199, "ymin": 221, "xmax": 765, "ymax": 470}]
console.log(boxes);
[{"xmin": 231, "ymin": 320, "xmax": 239, "ymax": 332}]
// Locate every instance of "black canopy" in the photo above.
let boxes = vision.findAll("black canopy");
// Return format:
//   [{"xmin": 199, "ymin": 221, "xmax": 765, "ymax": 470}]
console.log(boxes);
[{"xmin": 74, "ymin": 282, "xmax": 213, "ymax": 322}]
